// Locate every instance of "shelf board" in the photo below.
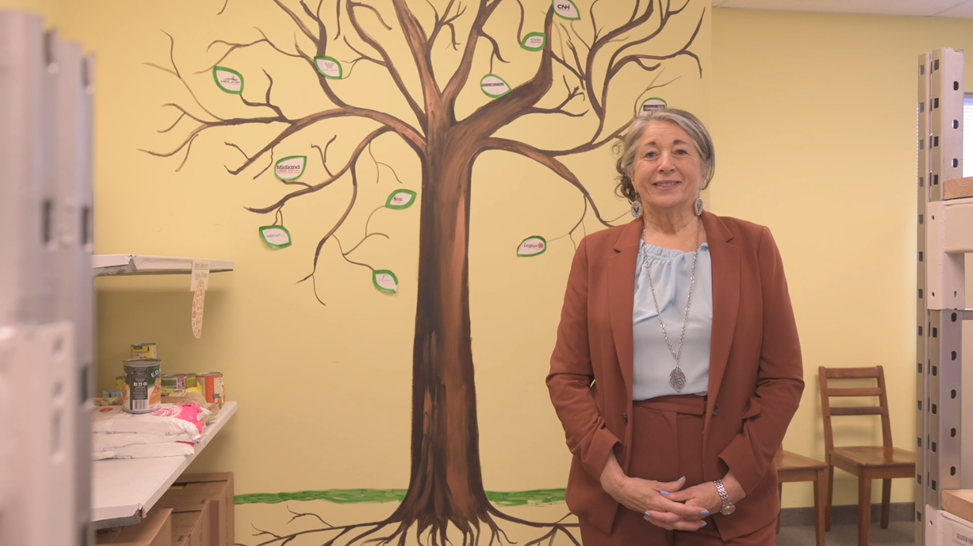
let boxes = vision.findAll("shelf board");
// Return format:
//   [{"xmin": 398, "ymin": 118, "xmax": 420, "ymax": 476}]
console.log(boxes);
[
  {"xmin": 945, "ymin": 177, "xmax": 973, "ymax": 200},
  {"xmin": 92, "ymin": 255, "xmax": 234, "ymax": 277},
  {"xmin": 91, "ymin": 401, "xmax": 237, "ymax": 527}
]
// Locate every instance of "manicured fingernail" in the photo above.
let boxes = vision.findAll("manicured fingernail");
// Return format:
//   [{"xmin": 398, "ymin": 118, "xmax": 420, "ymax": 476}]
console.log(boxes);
[
  {"xmin": 660, "ymin": 491, "xmax": 670, "ymax": 496},
  {"xmin": 643, "ymin": 513, "xmax": 652, "ymax": 518},
  {"xmin": 701, "ymin": 522, "xmax": 707, "ymax": 527},
  {"xmin": 701, "ymin": 510, "xmax": 710, "ymax": 516},
  {"xmin": 678, "ymin": 476, "xmax": 686, "ymax": 482}
]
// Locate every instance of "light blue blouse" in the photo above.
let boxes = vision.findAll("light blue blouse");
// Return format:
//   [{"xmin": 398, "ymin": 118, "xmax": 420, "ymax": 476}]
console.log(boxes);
[{"xmin": 632, "ymin": 241, "xmax": 713, "ymax": 400}]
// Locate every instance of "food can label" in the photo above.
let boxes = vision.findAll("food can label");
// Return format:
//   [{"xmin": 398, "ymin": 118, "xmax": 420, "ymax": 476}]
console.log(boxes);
[
  {"xmin": 132, "ymin": 343, "xmax": 157, "ymax": 359},
  {"xmin": 124, "ymin": 363, "xmax": 162, "ymax": 413}
]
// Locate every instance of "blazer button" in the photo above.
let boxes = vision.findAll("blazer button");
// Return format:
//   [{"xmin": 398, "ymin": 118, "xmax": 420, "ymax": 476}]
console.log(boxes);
[
  {"xmin": 712, "ymin": 406, "xmax": 719, "ymax": 416},
  {"xmin": 622, "ymin": 413, "xmax": 629, "ymax": 424}
]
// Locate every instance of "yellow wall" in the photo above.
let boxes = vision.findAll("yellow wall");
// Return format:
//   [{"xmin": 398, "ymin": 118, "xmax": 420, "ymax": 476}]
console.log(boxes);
[
  {"xmin": 10, "ymin": 0, "xmax": 973, "ymax": 525},
  {"xmin": 712, "ymin": 8, "xmax": 973, "ymax": 508},
  {"xmin": 39, "ymin": 0, "xmax": 711, "ymax": 540}
]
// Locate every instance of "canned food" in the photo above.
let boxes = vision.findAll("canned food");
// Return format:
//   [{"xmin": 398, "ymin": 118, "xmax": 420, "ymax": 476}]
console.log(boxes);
[
  {"xmin": 197, "ymin": 372, "xmax": 224, "ymax": 408},
  {"xmin": 123, "ymin": 358, "xmax": 162, "ymax": 413},
  {"xmin": 161, "ymin": 373, "xmax": 190, "ymax": 395},
  {"xmin": 131, "ymin": 343, "xmax": 158, "ymax": 359}
]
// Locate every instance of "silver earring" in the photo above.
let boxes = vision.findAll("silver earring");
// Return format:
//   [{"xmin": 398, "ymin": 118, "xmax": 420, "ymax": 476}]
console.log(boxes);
[
  {"xmin": 695, "ymin": 197, "xmax": 704, "ymax": 216},
  {"xmin": 631, "ymin": 198, "xmax": 642, "ymax": 218}
]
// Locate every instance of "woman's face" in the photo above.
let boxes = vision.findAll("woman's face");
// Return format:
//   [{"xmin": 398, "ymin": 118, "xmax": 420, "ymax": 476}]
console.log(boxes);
[{"xmin": 632, "ymin": 121, "xmax": 704, "ymax": 215}]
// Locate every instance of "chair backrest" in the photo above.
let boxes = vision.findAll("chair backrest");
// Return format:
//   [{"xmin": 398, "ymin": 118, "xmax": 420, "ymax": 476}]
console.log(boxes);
[{"xmin": 818, "ymin": 366, "xmax": 893, "ymax": 453}]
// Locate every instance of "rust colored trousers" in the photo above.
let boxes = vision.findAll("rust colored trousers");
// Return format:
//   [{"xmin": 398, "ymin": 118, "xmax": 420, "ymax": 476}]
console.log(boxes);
[{"xmin": 578, "ymin": 395, "xmax": 777, "ymax": 545}]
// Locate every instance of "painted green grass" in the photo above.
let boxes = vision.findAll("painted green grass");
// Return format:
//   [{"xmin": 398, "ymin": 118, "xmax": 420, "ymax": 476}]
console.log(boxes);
[{"xmin": 236, "ymin": 489, "xmax": 567, "ymax": 507}]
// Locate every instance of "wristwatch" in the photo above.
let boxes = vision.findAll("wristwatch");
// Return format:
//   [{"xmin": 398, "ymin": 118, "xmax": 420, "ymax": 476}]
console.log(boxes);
[{"xmin": 714, "ymin": 479, "xmax": 736, "ymax": 516}]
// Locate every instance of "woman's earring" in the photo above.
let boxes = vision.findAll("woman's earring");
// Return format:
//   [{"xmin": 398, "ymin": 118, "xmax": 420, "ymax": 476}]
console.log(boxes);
[
  {"xmin": 631, "ymin": 199, "xmax": 642, "ymax": 218},
  {"xmin": 695, "ymin": 197, "xmax": 704, "ymax": 217}
]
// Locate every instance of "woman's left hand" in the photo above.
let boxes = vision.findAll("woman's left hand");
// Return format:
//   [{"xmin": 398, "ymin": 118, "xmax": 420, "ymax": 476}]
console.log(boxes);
[{"xmin": 662, "ymin": 481, "xmax": 722, "ymax": 516}]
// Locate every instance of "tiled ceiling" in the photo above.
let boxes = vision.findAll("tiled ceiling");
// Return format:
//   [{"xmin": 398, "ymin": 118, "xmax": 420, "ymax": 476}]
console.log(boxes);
[{"xmin": 711, "ymin": 0, "xmax": 973, "ymax": 18}]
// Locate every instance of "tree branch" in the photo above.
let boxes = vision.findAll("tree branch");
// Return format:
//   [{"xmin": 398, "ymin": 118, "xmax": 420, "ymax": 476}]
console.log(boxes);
[
  {"xmin": 271, "ymin": 0, "xmax": 316, "ymax": 42},
  {"xmin": 245, "ymin": 126, "xmax": 391, "ymax": 214},
  {"xmin": 443, "ymin": 0, "xmax": 507, "ymax": 109},
  {"xmin": 526, "ymin": 76, "xmax": 585, "ymax": 117},
  {"xmin": 197, "ymin": 28, "xmax": 301, "ymax": 75},
  {"xmin": 482, "ymin": 138, "xmax": 615, "ymax": 227},
  {"xmin": 347, "ymin": 0, "xmax": 427, "ymax": 129}
]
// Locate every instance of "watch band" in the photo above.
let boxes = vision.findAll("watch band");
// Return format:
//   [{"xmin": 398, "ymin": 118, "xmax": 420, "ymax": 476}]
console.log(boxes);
[{"xmin": 714, "ymin": 479, "xmax": 735, "ymax": 515}]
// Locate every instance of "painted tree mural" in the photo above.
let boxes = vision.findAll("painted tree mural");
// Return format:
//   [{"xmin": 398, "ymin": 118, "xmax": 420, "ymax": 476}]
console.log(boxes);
[{"xmin": 146, "ymin": 0, "xmax": 703, "ymax": 543}]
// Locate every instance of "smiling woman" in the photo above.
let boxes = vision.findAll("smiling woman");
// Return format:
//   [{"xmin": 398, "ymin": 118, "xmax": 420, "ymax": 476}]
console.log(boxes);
[{"xmin": 547, "ymin": 108, "xmax": 805, "ymax": 545}]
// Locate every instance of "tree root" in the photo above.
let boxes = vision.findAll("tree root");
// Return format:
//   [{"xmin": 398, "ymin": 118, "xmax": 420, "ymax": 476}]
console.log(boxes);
[{"xmin": 240, "ymin": 505, "xmax": 580, "ymax": 546}]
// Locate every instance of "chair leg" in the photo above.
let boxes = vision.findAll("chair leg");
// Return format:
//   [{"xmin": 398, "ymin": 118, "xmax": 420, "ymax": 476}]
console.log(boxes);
[
  {"xmin": 814, "ymin": 468, "xmax": 827, "ymax": 546},
  {"xmin": 881, "ymin": 478, "xmax": 892, "ymax": 529},
  {"xmin": 825, "ymin": 464, "xmax": 834, "ymax": 532},
  {"xmin": 858, "ymin": 476, "xmax": 872, "ymax": 546},
  {"xmin": 777, "ymin": 482, "xmax": 783, "ymax": 534}
]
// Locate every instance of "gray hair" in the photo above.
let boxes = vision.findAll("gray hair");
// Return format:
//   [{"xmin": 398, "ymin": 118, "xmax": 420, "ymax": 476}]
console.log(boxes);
[{"xmin": 613, "ymin": 108, "xmax": 716, "ymax": 202}]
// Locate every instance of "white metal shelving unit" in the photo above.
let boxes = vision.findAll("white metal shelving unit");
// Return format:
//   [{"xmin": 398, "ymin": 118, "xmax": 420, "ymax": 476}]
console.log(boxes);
[
  {"xmin": 916, "ymin": 47, "xmax": 973, "ymax": 546},
  {"xmin": 92, "ymin": 255, "xmax": 236, "ymax": 528},
  {"xmin": 93, "ymin": 255, "xmax": 235, "ymax": 277}
]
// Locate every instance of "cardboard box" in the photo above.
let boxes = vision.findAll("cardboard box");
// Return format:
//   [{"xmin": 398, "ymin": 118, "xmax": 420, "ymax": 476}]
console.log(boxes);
[
  {"xmin": 157, "ymin": 472, "xmax": 233, "ymax": 546},
  {"xmin": 170, "ymin": 501, "xmax": 214, "ymax": 546},
  {"xmin": 96, "ymin": 508, "xmax": 172, "ymax": 546},
  {"xmin": 944, "ymin": 490, "xmax": 973, "ymax": 524},
  {"xmin": 171, "ymin": 473, "xmax": 234, "ymax": 546}
]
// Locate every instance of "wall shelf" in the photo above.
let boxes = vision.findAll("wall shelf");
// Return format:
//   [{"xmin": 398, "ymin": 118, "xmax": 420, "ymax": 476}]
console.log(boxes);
[
  {"xmin": 91, "ymin": 401, "xmax": 237, "ymax": 528},
  {"xmin": 92, "ymin": 255, "xmax": 234, "ymax": 277}
]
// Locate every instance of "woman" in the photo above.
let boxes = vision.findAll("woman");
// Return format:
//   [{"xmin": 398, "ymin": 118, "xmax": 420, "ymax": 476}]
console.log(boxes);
[{"xmin": 547, "ymin": 108, "xmax": 804, "ymax": 545}]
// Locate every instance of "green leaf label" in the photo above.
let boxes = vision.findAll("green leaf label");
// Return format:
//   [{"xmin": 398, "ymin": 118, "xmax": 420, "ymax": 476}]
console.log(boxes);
[
  {"xmin": 373, "ymin": 270, "xmax": 399, "ymax": 293},
  {"xmin": 639, "ymin": 97, "xmax": 667, "ymax": 115},
  {"xmin": 315, "ymin": 56, "xmax": 343, "ymax": 79},
  {"xmin": 260, "ymin": 225, "xmax": 292, "ymax": 249},
  {"xmin": 517, "ymin": 236, "xmax": 547, "ymax": 257},
  {"xmin": 386, "ymin": 189, "xmax": 417, "ymax": 209},
  {"xmin": 480, "ymin": 74, "xmax": 511, "ymax": 98},
  {"xmin": 553, "ymin": 0, "xmax": 580, "ymax": 20},
  {"xmin": 275, "ymin": 156, "xmax": 307, "ymax": 181},
  {"xmin": 521, "ymin": 33, "xmax": 546, "ymax": 51},
  {"xmin": 213, "ymin": 67, "xmax": 244, "ymax": 94}
]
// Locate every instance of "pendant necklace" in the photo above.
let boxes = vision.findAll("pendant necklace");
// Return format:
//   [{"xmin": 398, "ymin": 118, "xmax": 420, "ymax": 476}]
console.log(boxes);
[{"xmin": 641, "ymin": 216, "xmax": 701, "ymax": 393}]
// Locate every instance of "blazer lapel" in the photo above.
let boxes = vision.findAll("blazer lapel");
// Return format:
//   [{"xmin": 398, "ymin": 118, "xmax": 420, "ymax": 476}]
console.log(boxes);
[
  {"xmin": 608, "ymin": 219, "xmax": 644, "ymax": 402},
  {"xmin": 702, "ymin": 211, "xmax": 740, "ymax": 435}
]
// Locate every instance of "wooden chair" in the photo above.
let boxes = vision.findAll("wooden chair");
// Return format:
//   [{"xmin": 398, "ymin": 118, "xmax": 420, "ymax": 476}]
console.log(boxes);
[
  {"xmin": 818, "ymin": 366, "xmax": 915, "ymax": 546},
  {"xmin": 776, "ymin": 449, "xmax": 828, "ymax": 546}
]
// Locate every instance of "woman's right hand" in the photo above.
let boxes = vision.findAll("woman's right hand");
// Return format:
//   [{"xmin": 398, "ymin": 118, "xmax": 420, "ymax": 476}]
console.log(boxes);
[{"xmin": 600, "ymin": 453, "xmax": 709, "ymax": 531}]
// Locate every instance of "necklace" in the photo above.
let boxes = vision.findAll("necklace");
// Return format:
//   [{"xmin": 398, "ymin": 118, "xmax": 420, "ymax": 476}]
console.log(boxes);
[{"xmin": 641, "ymin": 217, "xmax": 701, "ymax": 393}]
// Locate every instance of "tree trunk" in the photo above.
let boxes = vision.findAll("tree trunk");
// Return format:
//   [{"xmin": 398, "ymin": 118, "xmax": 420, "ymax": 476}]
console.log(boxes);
[{"xmin": 389, "ymin": 130, "xmax": 492, "ymax": 538}]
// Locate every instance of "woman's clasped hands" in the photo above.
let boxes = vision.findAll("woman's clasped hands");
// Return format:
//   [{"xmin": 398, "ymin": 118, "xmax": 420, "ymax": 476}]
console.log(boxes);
[{"xmin": 600, "ymin": 455, "xmax": 722, "ymax": 532}]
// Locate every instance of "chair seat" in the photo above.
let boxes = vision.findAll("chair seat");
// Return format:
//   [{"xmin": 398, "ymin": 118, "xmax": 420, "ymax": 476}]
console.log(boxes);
[
  {"xmin": 777, "ymin": 450, "xmax": 828, "ymax": 472},
  {"xmin": 830, "ymin": 446, "xmax": 915, "ymax": 470}
]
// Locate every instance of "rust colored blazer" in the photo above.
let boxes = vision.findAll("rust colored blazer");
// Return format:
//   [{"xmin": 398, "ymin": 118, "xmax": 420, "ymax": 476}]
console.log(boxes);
[{"xmin": 547, "ymin": 212, "xmax": 804, "ymax": 540}]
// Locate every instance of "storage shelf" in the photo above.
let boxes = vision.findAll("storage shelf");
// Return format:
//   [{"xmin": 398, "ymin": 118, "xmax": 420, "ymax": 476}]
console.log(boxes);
[
  {"xmin": 92, "ymin": 255, "xmax": 234, "ymax": 277},
  {"xmin": 91, "ymin": 401, "xmax": 237, "ymax": 527}
]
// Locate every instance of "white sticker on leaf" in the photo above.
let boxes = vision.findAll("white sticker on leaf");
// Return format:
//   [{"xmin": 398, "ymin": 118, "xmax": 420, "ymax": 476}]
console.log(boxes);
[
  {"xmin": 213, "ymin": 67, "xmax": 244, "ymax": 94},
  {"xmin": 275, "ymin": 156, "xmax": 307, "ymax": 181},
  {"xmin": 260, "ymin": 225, "xmax": 292, "ymax": 249},
  {"xmin": 373, "ymin": 270, "xmax": 399, "ymax": 293},
  {"xmin": 639, "ymin": 97, "xmax": 668, "ymax": 115},
  {"xmin": 480, "ymin": 74, "xmax": 511, "ymax": 98},
  {"xmin": 517, "ymin": 236, "xmax": 548, "ymax": 257},
  {"xmin": 521, "ymin": 33, "xmax": 546, "ymax": 51},
  {"xmin": 386, "ymin": 189, "xmax": 417, "ymax": 209},
  {"xmin": 553, "ymin": 0, "xmax": 580, "ymax": 20},
  {"xmin": 315, "ymin": 56, "xmax": 343, "ymax": 79}
]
